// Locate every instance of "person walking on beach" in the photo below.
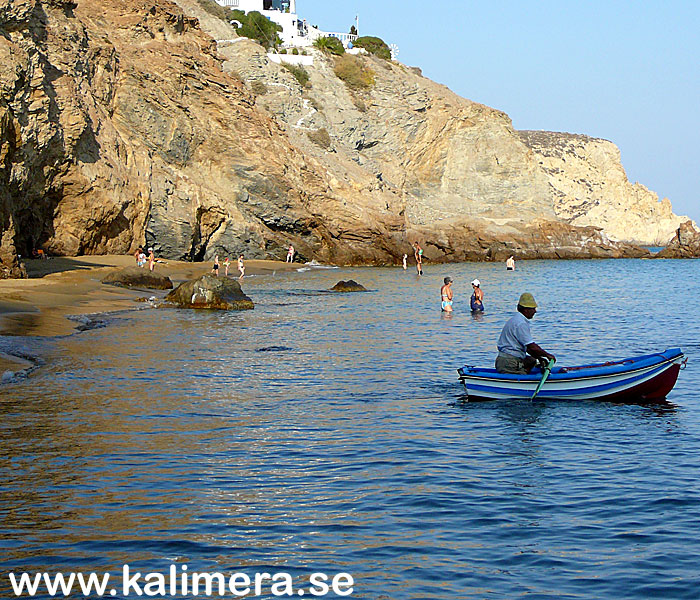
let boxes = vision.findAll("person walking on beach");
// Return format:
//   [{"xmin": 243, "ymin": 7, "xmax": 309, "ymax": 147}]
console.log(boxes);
[
  {"xmin": 470, "ymin": 279, "xmax": 484, "ymax": 312},
  {"xmin": 238, "ymin": 255, "xmax": 245, "ymax": 278},
  {"xmin": 286, "ymin": 244, "xmax": 295, "ymax": 263},
  {"xmin": 495, "ymin": 292, "xmax": 555, "ymax": 374},
  {"xmin": 148, "ymin": 247, "xmax": 155, "ymax": 271},
  {"xmin": 212, "ymin": 255, "xmax": 219, "ymax": 276},
  {"xmin": 441, "ymin": 277, "xmax": 454, "ymax": 312},
  {"xmin": 506, "ymin": 256, "xmax": 515, "ymax": 271},
  {"xmin": 402, "ymin": 254, "xmax": 407, "ymax": 270},
  {"xmin": 224, "ymin": 256, "xmax": 231, "ymax": 277},
  {"xmin": 413, "ymin": 242, "xmax": 423, "ymax": 275}
]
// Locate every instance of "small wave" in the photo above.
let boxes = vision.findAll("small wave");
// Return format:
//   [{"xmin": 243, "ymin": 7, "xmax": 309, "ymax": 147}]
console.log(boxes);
[
  {"xmin": 67, "ymin": 314, "xmax": 109, "ymax": 332},
  {"xmin": 302, "ymin": 260, "xmax": 339, "ymax": 270},
  {"xmin": 0, "ymin": 348, "xmax": 43, "ymax": 385}
]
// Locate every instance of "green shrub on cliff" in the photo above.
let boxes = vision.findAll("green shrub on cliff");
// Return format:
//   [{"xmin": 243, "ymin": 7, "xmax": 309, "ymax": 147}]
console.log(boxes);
[
  {"xmin": 307, "ymin": 128, "xmax": 332, "ymax": 150},
  {"xmin": 313, "ymin": 36, "xmax": 345, "ymax": 56},
  {"xmin": 282, "ymin": 63, "xmax": 310, "ymax": 88},
  {"xmin": 352, "ymin": 36, "xmax": 391, "ymax": 60},
  {"xmin": 195, "ymin": 1, "xmax": 282, "ymax": 49},
  {"xmin": 250, "ymin": 80, "xmax": 268, "ymax": 96},
  {"xmin": 333, "ymin": 55, "xmax": 375, "ymax": 91},
  {"xmin": 231, "ymin": 10, "xmax": 282, "ymax": 49}
]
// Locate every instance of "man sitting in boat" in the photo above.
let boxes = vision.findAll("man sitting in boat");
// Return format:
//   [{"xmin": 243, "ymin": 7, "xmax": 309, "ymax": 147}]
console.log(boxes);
[{"xmin": 495, "ymin": 293, "xmax": 556, "ymax": 374}]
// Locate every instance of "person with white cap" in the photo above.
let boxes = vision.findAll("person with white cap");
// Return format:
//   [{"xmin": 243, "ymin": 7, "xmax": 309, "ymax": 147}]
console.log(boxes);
[
  {"xmin": 147, "ymin": 247, "xmax": 155, "ymax": 271},
  {"xmin": 470, "ymin": 279, "xmax": 484, "ymax": 312},
  {"xmin": 440, "ymin": 276, "xmax": 454, "ymax": 312},
  {"xmin": 495, "ymin": 292, "xmax": 555, "ymax": 374}
]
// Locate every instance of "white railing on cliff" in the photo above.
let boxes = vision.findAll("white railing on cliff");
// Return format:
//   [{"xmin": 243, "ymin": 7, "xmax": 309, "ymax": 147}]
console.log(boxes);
[{"xmin": 320, "ymin": 32, "xmax": 357, "ymax": 45}]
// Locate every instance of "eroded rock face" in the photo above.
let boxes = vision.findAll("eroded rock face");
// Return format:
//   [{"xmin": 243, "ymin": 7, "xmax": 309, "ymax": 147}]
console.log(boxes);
[
  {"xmin": 101, "ymin": 267, "xmax": 173, "ymax": 290},
  {"xmin": 0, "ymin": 0, "xmax": 410, "ymax": 276},
  {"xmin": 656, "ymin": 221, "xmax": 700, "ymax": 258},
  {"xmin": 220, "ymin": 38, "xmax": 689, "ymax": 249},
  {"xmin": 518, "ymin": 131, "xmax": 692, "ymax": 245},
  {"xmin": 165, "ymin": 274, "xmax": 254, "ymax": 309},
  {"xmin": 330, "ymin": 280, "xmax": 367, "ymax": 292},
  {"xmin": 0, "ymin": 0, "xmax": 676, "ymax": 279}
]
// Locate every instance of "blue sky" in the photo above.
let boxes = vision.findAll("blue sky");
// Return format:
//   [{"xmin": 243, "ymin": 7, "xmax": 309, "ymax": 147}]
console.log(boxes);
[{"xmin": 300, "ymin": 0, "xmax": 700, "ymax": 223}]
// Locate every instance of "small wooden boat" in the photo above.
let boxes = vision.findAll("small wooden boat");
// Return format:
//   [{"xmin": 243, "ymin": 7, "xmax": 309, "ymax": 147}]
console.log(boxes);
[{"xmin": 457, "ymin": 348, "xmax": 686, "ymax": 402}]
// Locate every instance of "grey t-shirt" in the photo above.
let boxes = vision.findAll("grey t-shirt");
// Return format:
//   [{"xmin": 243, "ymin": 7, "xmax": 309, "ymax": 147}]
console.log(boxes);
[{"xmin": 497, "ymin": 312, "xmax": 534, "ymax": 359}]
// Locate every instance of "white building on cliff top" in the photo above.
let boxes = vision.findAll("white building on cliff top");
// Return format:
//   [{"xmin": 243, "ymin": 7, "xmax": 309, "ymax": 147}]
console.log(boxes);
[{"xmin": 216, "ymin": 0, "xmax": 357, "ymax": 48}]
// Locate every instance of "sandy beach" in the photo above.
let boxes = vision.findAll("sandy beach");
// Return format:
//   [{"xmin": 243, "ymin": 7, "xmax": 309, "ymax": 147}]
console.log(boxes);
[{"xmin": 0, "ymin": 255, "xmax": 300, "ymax": 343}]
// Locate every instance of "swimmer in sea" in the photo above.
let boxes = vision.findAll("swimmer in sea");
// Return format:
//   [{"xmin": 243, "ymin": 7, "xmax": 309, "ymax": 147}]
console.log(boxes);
[{"xmin": 441, "ymin": 276, "xmax": 454, "ymax": 312}]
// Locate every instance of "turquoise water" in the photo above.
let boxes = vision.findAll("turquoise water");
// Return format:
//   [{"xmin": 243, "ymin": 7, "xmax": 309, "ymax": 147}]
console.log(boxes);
[{"xmin": 1, "ymin": 258, "xmax": 700, "ymax": 598}]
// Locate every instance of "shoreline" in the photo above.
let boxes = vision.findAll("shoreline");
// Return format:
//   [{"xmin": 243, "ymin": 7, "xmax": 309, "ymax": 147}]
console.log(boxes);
[{"xmin": 0, "ymin": 255, "xmax": 302, "ymax": 338}]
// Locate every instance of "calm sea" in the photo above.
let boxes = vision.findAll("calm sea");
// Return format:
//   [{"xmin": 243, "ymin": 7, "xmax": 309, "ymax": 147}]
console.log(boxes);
[{"xmin": 1, "ymin": 258, "xmax": 700, "ymax": 599}]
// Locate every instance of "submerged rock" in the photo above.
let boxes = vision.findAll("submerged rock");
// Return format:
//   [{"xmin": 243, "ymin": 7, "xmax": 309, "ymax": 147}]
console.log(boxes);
[
  {"xmin": 656, "ymin": 221, "xmax": 700, "ymax": 258},
  {"xmin": 166, "ymin": 275, "xmax": 254, "ymax": 310},
  {"xmin": 101, "ymin": 267, "xmax": 173, "ymax": 289},
  {"xmin": 330, "ymin": 280, "xmax": 367, "ymax": 292}
]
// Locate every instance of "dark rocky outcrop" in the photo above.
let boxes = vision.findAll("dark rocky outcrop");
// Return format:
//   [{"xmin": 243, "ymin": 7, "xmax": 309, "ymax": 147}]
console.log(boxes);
[
  {"xmin": 330, "ymin": 280, "xmax": 367, "ymax": 292},
  {"xmin": 101, "ymin": 267, "xmax": 173, "ymax": 289},
  {"xmin": 656, "ymin": 221, "xmax": 700, "ymax": 258},
  {"xmin": 165, "ymin": 274, "xmax": 254, "ymax": 309}
]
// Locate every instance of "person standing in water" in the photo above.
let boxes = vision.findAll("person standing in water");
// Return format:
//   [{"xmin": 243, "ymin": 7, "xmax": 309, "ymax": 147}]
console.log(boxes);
[
  {"xmin": 413, "ymin": 242, "xmax": 423, "ymax": 275},
  {"xmin": 506, "ymin": 256, "xmax": 515, "ymax": 271},
  {"xmin": 470, "ymin": 279, "xmax": 484, "ymax": 312},
  {"xmin": 223, "ymin": 256, "xmax": 231, "ymax": 277},
  {"xmin": 238, "ymin": 255, "xmax": 245, "ymax": 278},
  {"xmin": 402, "ymin": 254, "xmax": 407, "ymax": 270},
  {"xmin": 441, "ymin": 277, "xmax": 454, "ymax": 312}
]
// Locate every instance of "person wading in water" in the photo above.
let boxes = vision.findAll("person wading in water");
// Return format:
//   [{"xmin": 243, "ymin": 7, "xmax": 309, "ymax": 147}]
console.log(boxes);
[
  {"xmin": 441, "ymin": 277, "xmax": 454, "ymax": 312},
  {"xmin": 470, "ymin": 279, "xmax": 484, "ymax": 312}
]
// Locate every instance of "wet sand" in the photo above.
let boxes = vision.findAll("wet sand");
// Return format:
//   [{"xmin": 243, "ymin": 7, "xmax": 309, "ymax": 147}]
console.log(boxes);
[{"xmin": 0, "ymin": 255, "xmax": 300, "ymax": 337}]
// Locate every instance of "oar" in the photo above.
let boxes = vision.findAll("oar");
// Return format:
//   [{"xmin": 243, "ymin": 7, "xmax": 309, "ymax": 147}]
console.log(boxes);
[{"xmin": 531, "ymin": 358, "xmax": 556, "ymax": 401}]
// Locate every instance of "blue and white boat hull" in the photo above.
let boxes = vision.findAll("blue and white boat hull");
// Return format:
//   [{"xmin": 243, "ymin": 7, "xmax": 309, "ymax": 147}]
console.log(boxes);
[{"xmin": 457, "ymin": 348, "xmax": 685, "ymax": 402}]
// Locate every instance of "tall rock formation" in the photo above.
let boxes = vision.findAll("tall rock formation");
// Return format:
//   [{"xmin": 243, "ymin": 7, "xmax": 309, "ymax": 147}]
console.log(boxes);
[
  {"xmin": 0, "ymin": 0, "xmax": 408, "ymax": 275},
  {"xmin": 518, "ymin": 131, "xmax": 690, "ymax": 245},
  {"xmin": 0, "ymin": 0, "xmax": 684, "ymax": 278},
  {"xmin": 218, "ymin": 21, "xmax": 690, "ymax": 249}
]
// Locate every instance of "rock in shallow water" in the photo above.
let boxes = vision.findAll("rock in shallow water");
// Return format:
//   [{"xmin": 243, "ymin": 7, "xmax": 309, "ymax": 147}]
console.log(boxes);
[
  {"xmin": 101, "ymin": 267, "xmax": 173, "ymax": 289},
  {"xmin": 330, "ymin": 280, "xmax": 367, "ymax": 292},
  {"xmin": 655, "ymin": 221, "xmax": 700, "ymax": 259},
  {"xmin": 165, "ymin": 275, "xmax": 254, "ymax": 310}
]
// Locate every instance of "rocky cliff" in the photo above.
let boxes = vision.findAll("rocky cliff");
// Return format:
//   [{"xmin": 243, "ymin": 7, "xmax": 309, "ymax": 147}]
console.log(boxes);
[
  {"xmin": 0, "ymin": 0, "xmax": 423, "ymax": 276},
  {"xmin": 517, "ymin": 131, "xmax": 689, "ymax": 245},
  {"xmin": 0, "ymin": 0, "xmax": 684, "ymax": 278}
]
